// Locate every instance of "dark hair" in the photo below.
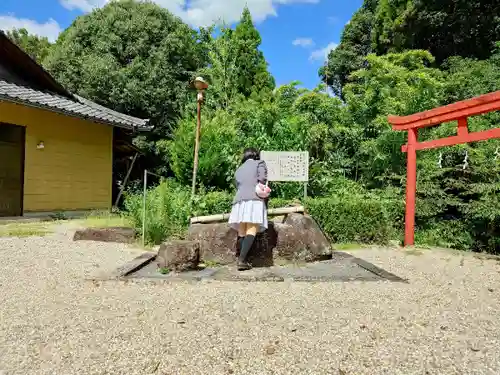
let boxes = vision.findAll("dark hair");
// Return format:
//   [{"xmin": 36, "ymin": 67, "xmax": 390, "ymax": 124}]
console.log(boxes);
[{"xmin": 241, "ymin": 147, "xmax": 260, "ymax": 164}]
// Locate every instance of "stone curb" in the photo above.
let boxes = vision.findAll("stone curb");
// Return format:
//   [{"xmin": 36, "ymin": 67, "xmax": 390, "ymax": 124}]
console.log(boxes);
[
  {"xmin": 109, "ymin": 251, "xmax": 157, "ymax": 279},
  {"xmin": 73, "ymin": 227, "xmax": 137, "ymax": 244},
  {"xmin": 345, "ymin": 253, "xmax": 408, "ymax": 283}
]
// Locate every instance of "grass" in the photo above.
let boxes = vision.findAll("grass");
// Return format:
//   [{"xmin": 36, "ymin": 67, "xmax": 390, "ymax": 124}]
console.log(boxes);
[
  {"xmin": 199, "ymin": 260, "xmax": 221, "ymax": 268},
  {"xmin": 0, "ymin": 222, "xmax": 53, "ymax": 238},
  {"xmin": 75, "ymin": 211, "xmax": 132, "ymax": 229},
  {"xmin": 404, "ymin": 248, "xmax": 425, "ymax": 256},
  {"xmin": 334, "ymin": 243, "xmax": 365, "ymax": 250},
  {"xmin": 0, "ymin": 211, "xmax": 133, "ymax": 239},
  {"xmin": 158, "ymin": 267, "xmax": 170, "ymax": 275}
]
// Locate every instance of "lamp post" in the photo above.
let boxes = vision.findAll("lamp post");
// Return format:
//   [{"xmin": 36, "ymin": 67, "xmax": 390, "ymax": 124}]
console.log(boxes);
[{"xmin": 191, "ymin": 76, "xmax": 209, "ymax": 198}]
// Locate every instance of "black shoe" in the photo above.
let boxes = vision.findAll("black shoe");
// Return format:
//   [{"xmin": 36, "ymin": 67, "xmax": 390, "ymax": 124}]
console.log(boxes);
[{"xmin": 237, "ymin": 261, "xmax": 252, "ymax": 271}]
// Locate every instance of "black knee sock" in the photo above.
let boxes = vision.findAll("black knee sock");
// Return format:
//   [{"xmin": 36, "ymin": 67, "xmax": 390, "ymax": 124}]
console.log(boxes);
[
  {"xmin": 238, "ymin": 235, "xmax": 255, "ymax": 263},
  {"xmin": 236, "ymin": 236, "xmax": 244, "ymax": 256}
]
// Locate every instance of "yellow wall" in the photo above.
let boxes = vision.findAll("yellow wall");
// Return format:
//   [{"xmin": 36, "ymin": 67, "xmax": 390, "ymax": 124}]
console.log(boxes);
[{"xmin": 0, "ymin": 100, "xmax": 113, "ymax": 212}]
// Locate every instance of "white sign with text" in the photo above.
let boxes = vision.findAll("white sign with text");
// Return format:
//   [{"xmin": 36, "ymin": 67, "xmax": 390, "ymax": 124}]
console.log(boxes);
[{"xmin": 260, "ymin": 151, "xmax": 309, "ymax": 182}]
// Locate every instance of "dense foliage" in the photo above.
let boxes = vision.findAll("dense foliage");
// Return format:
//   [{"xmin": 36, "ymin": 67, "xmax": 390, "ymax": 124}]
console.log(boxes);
[
  {"xmin": 6, "ymin": 28, "xmax": 52, "ymax": 63},
  {"xmin": 371, "ymin": 0, "xmax": 500, "ymax": 61},
  {"xmin": 8, "ymin": 0, "xmax": 500, "ymax": 251},
  {"xmin": 323, "ymin": 0, "xmax": 500, "ymax": 98},
  {"xmin": 44, "ymin": 0, "xmax": 205, "ymax": 141}
]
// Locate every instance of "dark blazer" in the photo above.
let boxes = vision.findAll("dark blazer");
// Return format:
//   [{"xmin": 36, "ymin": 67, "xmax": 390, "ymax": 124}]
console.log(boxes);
[{"xmin": 232, "ymin": 159, "xmax": 268, "ymax": 204}]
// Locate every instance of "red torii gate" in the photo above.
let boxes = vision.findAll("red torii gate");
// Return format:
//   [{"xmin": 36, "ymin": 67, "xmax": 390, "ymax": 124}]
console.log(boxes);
[{"xmin": 388, "ymin": 91, "xmax": 500, "ymax": 247}]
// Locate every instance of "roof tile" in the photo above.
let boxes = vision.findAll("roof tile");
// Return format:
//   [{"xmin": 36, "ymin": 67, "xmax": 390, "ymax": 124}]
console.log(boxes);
[{"xmin": 0, "ymin": 80, "xmax": 150, "ymax": 130}]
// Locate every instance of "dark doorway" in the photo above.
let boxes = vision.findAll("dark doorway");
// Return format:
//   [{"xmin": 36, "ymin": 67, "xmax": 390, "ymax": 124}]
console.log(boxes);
[{"xmin": 0, "ymin": 123, "xmax": 25, "ymax": 216}]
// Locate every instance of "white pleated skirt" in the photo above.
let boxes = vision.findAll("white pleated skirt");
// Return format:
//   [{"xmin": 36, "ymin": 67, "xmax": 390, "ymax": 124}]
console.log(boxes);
[{"xmin": 228, "ymin": 200, "xmax": 268, "ymax": 233}]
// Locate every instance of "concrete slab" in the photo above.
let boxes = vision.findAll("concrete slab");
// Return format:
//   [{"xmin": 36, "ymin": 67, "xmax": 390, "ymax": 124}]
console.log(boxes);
[
  {"xmin": 132, "ymin": 262, "xmax": 219, "ymax": 281},
  {"xmin": 118, "ymin": 251, "xmax": 406, "ymax": 283},
  {"xmin": 110, "ymin": 251, "xmax": 157, "ymax": 278}
]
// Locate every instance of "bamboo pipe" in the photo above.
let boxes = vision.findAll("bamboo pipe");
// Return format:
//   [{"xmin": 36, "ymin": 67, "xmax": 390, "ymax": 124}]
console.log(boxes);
[{"xmin": 190, "ymin": 205, "xmax": 305, "ymax": 224}]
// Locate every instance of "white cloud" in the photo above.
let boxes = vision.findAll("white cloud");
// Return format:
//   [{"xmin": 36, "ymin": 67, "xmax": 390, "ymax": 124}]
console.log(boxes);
[
  {"xmin": 60, "ymin": 0, "xmax": 108, "ymax": 12},
  {"xmin": 292, "ymin": 38, "xmax": 314, "ymax": 47},
  {"xmin": 58, "ymin": 0, "xmax": 319, "ymax": 27},
  {"xmin": 0, "ymin": 15, "xmax": 62, "ymax": 42},
  {"xmin": 0, "ymin": 0, "xmax": 318, "ymax": 46},
  {"xmin": 309, "ymin": 42, "xmax": 338, "ymax": 61}
]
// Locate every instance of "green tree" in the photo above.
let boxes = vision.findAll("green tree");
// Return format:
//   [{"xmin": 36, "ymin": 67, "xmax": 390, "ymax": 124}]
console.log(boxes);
[
  {"xmin": 343, "ymin": 50, "xmax": 445, "ymax": 186},
  {"xmin": 163, "ymin": 109, "xmax": 241, "ymax": 188},
  {"xmin": 325, "ymin": 0, "xmax": 500, "ymax": 97},
  {"xmin": 6, "ymin": 28, "xmax": 52, "ymax": 63},
  {"xmin": 196, "ymin": 12, "xmax": 275, "ymax": 109},
  {"xmin": 371, "ymin": 0, "xmax": 410, "ymax": 55},
  {"xmin": 197, "ymin": 25, "xmax": 239, "ymax": 110},
  {"xmin": 167, "ymin": 80, "xmax": 352, "ymax": 197},
  {"xmin": 391, "ymin": 0, "xmax": 500, "ymax": 63},
  {"xmin": 369, "ymin": 0, "xmax": 500, "ymax": 61},
  {"xmin": 320, "ymin": 0, "xmax": 377, "ymax": 97},
  {"xmin": 44, "ymin": 0, "xmax": 205, "ymax": 137},
  {"xmin": 232, "ymin": 6, "xmax": 275, "ymax": 97},
  {"xmin": 443, "ymin": 48, "xmax": 500, "ymax": 103}
]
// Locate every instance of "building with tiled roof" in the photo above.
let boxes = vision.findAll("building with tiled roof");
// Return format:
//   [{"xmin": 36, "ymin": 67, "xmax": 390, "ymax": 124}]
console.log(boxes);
[{"xmin": 0, "ymin": 31, "xmax": 151, "ymax": 216}]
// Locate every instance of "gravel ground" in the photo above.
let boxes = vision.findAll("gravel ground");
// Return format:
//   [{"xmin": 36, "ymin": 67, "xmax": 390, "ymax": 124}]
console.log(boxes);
[{"xmin": 1, "ymin": 229, "xmax": 500, "ymax": 375}]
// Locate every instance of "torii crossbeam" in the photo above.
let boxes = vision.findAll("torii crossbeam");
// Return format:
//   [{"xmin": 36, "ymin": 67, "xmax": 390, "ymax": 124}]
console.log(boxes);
[{"xmin": 388, "ymin": 91, "xmax": 500, "ymax": 246}]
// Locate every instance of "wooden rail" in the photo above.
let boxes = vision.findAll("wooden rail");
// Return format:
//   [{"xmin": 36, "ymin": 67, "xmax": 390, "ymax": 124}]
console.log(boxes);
[{"xmin": 190, "ymin": 205, "xmax": 305, "ymax": 224}]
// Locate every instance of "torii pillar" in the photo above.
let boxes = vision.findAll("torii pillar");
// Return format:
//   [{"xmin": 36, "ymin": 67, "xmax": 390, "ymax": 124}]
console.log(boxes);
[{"xmin": 388, "ymin": 91, "xmax": 500, "ymax": 246}]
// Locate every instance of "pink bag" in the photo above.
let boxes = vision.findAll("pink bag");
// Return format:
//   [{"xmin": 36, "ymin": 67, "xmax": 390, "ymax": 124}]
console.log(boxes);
[{"xmin": 255, "ymin": 182, "xmax": 271, "ymax": 199}]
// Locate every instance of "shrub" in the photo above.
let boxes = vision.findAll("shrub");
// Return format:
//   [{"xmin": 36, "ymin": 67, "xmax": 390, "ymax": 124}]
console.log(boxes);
[
  {"xmin": 192, "ymin": 190, "xmax": 233, "ymax": 217},
  {"xmin": 163, "ymin": 111, "xmax": 240, "ymax": 190},
  {"xmin": 415, "ymin": 219, "xmax": 474, "ymax": 250},
  {"xmin": 124, "ymin": 179, "xmax": 191, "ymax": 245},
  {"xmin": 268, "ymin": 197, "xmax": 298, "ymax": 209},
  {"xmin": 306, "ymin": 195, "xmax": 392, "ymax": 244},
  {"xmin": 370, "ymin": 187, "xmax": 405, "ymax": 239},
  {"xmin": 124, "ymin": 179, "xmax": 398, "ymax": 247},
  {"xmin": 124, "ymin": 184, "xmax": 234, "ymax": 245}
]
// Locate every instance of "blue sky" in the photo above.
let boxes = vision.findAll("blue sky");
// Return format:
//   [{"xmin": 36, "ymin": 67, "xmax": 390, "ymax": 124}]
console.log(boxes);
[{"xmin": 0, "ymin": 0, "xmax": 363, "ymax": 89}]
